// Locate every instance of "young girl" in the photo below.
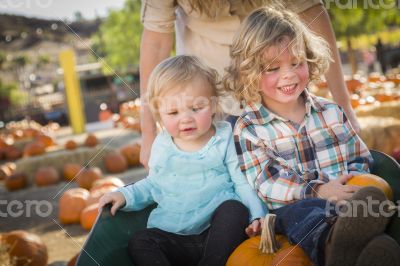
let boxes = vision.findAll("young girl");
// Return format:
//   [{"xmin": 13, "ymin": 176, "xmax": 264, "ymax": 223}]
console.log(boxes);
[
  {"xmin": 223, "ymin": 7, "xmax": 400, "ymax": 266},
  {"xmin": 98, "ymin": 55, "xmax": 268, "ymax": 266}
]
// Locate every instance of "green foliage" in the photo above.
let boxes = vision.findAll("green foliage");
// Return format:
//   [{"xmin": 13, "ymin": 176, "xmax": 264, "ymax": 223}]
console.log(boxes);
[
  {"xmin": 91, "ymin": 0, "xmax": 143, "ymax": 74},
  {"xmin": 326, "ymin": 0, "xmax": 400, "ymax": 38},
  {"xmin": 0, "ymin": 79, "xmax": 27, "ymax": 106},
  {"xmin": 12, "ymin": 54, "xmax": 30, "ymax": 68}
]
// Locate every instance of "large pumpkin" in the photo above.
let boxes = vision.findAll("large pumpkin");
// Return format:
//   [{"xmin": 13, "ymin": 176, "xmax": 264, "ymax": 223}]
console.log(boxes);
[
  {"xmin": 227, "ymin": 235, "xmax": 312, "ymax": 266},
  {"xmin": 346, "ymin": 173, "xmax": 393, "ymax": 200},
  {"xmin": 59, "ymin": 188, "xmax": 90, "ymax": 224},
  {"xmin": 76, "ymin": 167, "xmax": 103, "ymax": 190},
  {"xmin": 1, "ymin": 230, "xmax": 48, "ymax": 266},
  {"xmin": 104, "ymin": 152, "xmax": 128, "ymax": 173},
  {"xmin": 34, "ymin": 166, "xmax": 60, "ymax": 187},
  {"xmin": 80, "ymin": 203, "xmax": 100, "ymax": 230},
  {"xmin": 120, "ymin": 143, "xmax": 141, "ymax": 167}
]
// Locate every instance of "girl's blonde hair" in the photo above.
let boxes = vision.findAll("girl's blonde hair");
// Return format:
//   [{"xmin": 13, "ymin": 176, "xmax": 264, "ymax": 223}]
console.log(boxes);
[
  {"xmin": 147, "ymin": 55, "xmax": 221, "ymax": 121},
  {"xmin": 223, "ymin": 6, "xmax": 332, "ymax": 104}
]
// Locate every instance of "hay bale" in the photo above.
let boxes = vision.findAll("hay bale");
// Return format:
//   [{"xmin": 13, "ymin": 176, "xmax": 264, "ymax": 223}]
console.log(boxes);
[
  {"xmin": 358, "ymin": 116, "xmax": 400, "ymax": 154},
  {"xmin": 15, "ymin": 146, "xmax": 114, "ymax": 185},
  {"xmin": 356, "ymin": 101, "xmax": 400, "ymax": 119}
]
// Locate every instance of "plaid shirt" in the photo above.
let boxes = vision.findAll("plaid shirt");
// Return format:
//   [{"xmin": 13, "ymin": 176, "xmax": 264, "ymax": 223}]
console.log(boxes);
[{"xmin": 234, "ymin": 90, "xmax": 372, "ymax": 210}]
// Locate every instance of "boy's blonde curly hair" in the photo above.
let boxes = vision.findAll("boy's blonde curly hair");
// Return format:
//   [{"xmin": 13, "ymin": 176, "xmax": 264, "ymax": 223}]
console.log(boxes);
[{"xmin": 223, "ymin": 7, "xmax": 332, "ymax": 104}]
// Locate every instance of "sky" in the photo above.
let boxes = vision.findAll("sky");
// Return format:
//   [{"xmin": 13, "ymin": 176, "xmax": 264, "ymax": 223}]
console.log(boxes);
[{"xmin": 0, "ymin": 0, "xmax": 126, "ymax": 20}]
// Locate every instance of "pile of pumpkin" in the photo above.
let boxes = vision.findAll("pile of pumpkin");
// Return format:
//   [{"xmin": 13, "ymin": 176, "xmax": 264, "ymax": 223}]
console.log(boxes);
[
  {"xmin": 1, "ymin": 141, "xmax": 141, "ymax": 192},
  {"xmin": 59, "ymin": 176, "xmax": 125, "ymax": 231},
  {"xmin": 112, "ymin": 99, "xmax": 141, "ymax": 132}
]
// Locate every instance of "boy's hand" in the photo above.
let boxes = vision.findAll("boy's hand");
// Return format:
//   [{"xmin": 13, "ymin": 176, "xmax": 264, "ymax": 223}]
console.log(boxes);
[
  {"xmin": 245, "ymin": 218, "xmax": 264, "ymax": 237},
  {"xmin": 316, "ymin": 174, "xmax": 361, "ymax": 202},
  {"xmin": 98, "ymin": 191, "xmax": 126, "ymax": 216}
]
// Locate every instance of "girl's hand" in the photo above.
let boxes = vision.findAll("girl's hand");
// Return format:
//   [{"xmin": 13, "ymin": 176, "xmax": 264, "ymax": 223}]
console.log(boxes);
[
  {"xmin": 245, "ymin": 218, "xmax": 264, "ymax": 238},
  {"xmin": 98, "ymin": 191, "xmax": 126, "ymax": 216},
  {"xmin": 316, "ymin": 174, "xmax": 361, "ymax": 202}
]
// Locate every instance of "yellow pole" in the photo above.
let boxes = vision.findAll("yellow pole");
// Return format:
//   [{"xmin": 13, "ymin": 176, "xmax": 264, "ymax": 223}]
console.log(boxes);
[{"xmin": 59, "ymin": 50, "xmax": 86, "ymax": 134}]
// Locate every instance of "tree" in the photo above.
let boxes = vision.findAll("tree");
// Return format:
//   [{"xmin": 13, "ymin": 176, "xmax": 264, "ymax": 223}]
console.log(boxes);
[
  {"xmin": 91, "ymin": 0, "xmax": 143, "ymax": 74},
  {"xmin": 326, "ymin": 0, "xmax": 400, "ymax": 74}
]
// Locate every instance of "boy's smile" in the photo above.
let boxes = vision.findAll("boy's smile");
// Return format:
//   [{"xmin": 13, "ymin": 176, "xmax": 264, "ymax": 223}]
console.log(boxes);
[{"xmin": 259, "ymin": 36, "xmax": 309, "ymax": 117}]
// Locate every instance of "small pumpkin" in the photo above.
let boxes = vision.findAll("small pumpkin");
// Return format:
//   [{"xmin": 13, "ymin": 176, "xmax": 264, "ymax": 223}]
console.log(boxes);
[
  {"xmin": 59, "ymin": 188, "xmax": 90, "ymax": 224},
  {"xmin": 76, "ymin": 167, "xmax": 103, "ymax": 190},
  {"xmin": 104, "ymin": 152, "xmax": 128, "ymax": 173},
  {"xmin": 1, "ymin": 230, "xmax": 48, "ymax": 266},
  {"xmin": 23, "ymin": 142, "xmax": 45, "ymax": 157},
  {"xmin": 120, "ymin": 143, "xmax": 141, "ymax": 167},
  {"xmin": 34, "ymin": 166, "xmax": 60, "ymax": 187},
  {"xmin": 227, "ymin": 235, "xmax": 312, "ymax": 266},
  {"xmin": 84, "ymin": 134, "xmax": 99, "ymax": 147},
  {"xmin": 80, "ymin": 203, "xmax": 100, "ymax": 230},
  {"xmin": 5, "ymin": 173, "xmax": 27, "ymax": 191},
  {"xmin": 346, "ymin": 173, "xmax": 393, "ymax": 200},
  {"xmin": 34, "ymin": 134, "xmax": 55, "ymax": 148},
  {"xmin": 65, "ymin": 140, "xmax": 78, "ymax": 150},
  {"xmin": 63, "ymin": 163, "xmax": 83, "ymax": 181},
  {"xmin": 4, "ymin": 145, "xmax": 22, "ymax": 161}
]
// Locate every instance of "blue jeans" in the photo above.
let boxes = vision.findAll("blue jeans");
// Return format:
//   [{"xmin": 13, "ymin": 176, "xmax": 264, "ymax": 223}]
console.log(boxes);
[{"xmin": 272, "ymin": 198, "xmax": 337, "ymax": 266}]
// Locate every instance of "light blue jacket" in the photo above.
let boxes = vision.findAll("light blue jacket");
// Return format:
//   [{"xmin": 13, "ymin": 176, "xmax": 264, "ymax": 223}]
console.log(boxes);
[{"xmin": 119, "ymin": 121, "xmax": 267, "ymax": 235}]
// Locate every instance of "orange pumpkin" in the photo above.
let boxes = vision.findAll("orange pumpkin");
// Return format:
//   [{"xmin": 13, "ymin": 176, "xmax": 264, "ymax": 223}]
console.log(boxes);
[
  {"xmin": 346, "ymin": 79, "xmax": 363, "ymax": 92},
  {"xmin": 91, "ymin": 177, "xmax": 124, "ymax": 191},
  {"xmin": 80, "ymin": 203, "xmax": 100, "ymax": 230},
  {"xmin": 4, "ymin": 145, "xmax": 22, "ymax": 161},
  {"xmin": 34, "ymin": 166, "xmax": 60, "ymax": 187},
  {"xmin": 346, "ymin": 173, "xmax": 393, "ymax": 200},
  {"xmin": 76, "ymin": 167, "xmax": 103, "ymax": 190},
  {"xmin": 84, "ymin": 134, "xmax": 99, "ymax": 147},
  {"xmin": 23, "ymin": 142, "xmax": 45, "ymax": 157},
  {"xmin": 5, "ymin": 173, "xmax": 27, "ymax": 191},
  {"xmin": 65, "ymin": 140, "xmax": 78, "ymax": 150},
  {"xmin": 59, "ymin": 188, "xmax": 90, "ymax": 224},
  {"xmin": 23, "ymin": 128, "xmax": 40, "ymax": 138},
  {"xmin": 227, "ymin": 235, "xmax": 312, "ymax": 266},
  {"xmin": 1, "ymin": 230, "xmax": 48, "ymax": 266},
  {"xmin": 63, "ymin": 163, "xmax": 83, "ymax": 181},
  {"xmin": 104, "ymin": 152, "xmax": 128, "ymax": 173},
  {"xmin": 120, "ymin": 143, "xmax": 141, "ymax": 167},
  {"xmin": 34, "ymin": 134, "xmax": 55, "ymax": 148}
]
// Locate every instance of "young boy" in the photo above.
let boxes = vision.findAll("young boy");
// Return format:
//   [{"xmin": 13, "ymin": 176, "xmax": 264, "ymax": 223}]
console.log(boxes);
[{"xmin": 224, "ymin": 7, "xmax": 400, "ymax": 266}]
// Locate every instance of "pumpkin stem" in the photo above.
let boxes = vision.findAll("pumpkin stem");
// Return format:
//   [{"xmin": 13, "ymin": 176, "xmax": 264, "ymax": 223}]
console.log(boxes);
[{"xmin": 259, "ymin": 213, "xmax": 279, "ymax": 253}]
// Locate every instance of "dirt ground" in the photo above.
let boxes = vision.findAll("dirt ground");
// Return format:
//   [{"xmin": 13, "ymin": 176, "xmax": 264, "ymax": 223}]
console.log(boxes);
[{"xmin": 1, "ymin": 124, "xmax": 147, "ymax": 265}]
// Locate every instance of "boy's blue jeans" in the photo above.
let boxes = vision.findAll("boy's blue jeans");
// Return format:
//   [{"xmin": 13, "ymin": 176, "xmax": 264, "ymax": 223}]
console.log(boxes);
[{"xmin": 271, "ymin": 198, "xmax": 337, "ymax": 266}]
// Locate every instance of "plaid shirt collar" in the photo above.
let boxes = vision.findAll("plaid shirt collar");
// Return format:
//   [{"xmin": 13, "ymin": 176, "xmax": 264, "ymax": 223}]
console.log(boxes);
[{"xmin": 242, "ymin": 89, "xmax": 326, "ymax": 125}]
